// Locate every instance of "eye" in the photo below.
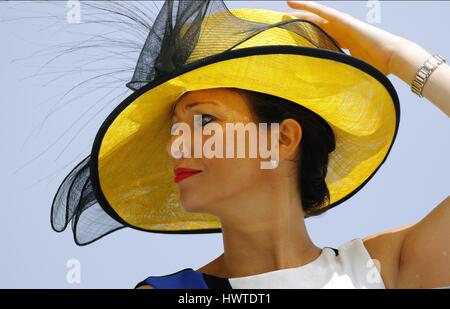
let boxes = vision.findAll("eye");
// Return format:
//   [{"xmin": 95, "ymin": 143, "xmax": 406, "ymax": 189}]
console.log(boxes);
[{"xmin": 201, "ymin": 114, "xmax": 215, "ymax": 126}]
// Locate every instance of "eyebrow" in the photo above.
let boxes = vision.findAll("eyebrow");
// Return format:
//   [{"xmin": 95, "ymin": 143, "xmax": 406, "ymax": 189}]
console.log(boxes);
[{"xmin": 171, "ymin": 100, "xmax": 220, "ymax": 120}]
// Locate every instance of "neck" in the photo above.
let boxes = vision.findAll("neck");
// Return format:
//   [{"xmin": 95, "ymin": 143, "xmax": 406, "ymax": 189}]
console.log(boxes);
[
  {"xmin": 203, "ymin": 175, "xmax": 322, "ymax": 278},
  {"xmin": 220, "ymin": 219, "xmax": 321, "ymax": 278}
]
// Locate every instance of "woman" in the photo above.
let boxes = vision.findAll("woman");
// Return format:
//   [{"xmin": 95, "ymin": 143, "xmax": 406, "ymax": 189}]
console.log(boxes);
[{"xmin": 51, "ymin": 0, "xmax": 449, "ymax": 289}]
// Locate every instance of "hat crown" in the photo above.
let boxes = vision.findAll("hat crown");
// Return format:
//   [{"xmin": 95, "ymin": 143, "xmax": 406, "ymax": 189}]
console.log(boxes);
[{"xmin": 127, "ymin": 0, "xmax": 343, "ymax": 91}]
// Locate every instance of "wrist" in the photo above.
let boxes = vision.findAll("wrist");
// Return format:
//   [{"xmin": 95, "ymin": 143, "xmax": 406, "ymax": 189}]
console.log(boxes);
[{"xmin": 388, "ymin": 39, "xmax": 432, "ymax": 83}]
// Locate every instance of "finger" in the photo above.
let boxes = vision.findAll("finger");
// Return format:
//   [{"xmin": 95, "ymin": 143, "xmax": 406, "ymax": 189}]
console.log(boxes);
[
  {"xmin": 286, "ymin": 11, "xmax": 348, "ymax": 49},
  {"xmin": 287, "ymin": 0, "xmax": 349, "ymax": 22},
  {"xmin": 286, "ymin": 11, "xmax": 329, "ymax": 27}
]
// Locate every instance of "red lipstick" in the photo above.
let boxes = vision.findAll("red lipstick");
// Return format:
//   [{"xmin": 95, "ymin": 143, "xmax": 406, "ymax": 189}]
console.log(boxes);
[{"xmin": 174, "ymin": 167, "xmax": 202, "ymax": 184}]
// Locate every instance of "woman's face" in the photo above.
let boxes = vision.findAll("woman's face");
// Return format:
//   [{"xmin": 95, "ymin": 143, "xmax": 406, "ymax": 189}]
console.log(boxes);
[{"xmin": 166, "ymin": 88, "xmax": 275, "ymax": 216}]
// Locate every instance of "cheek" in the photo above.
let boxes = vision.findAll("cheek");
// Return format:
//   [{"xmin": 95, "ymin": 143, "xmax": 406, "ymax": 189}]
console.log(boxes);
[
  {"xmin": 206, "ymin": 157, "xmax": 261, "ymax": 192},
  {"xmin": 179, "ymin": 157, "xmax": 262, "ymax": 212}
]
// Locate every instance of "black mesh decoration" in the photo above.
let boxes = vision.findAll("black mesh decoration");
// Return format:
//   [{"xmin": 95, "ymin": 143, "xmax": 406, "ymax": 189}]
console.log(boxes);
[
  {"xmin": 51, "ymin": 0, "xmax": 345, "ymax": 245},
  {"xmin": 126, "ymin": 0, "xmax": 344, "ymax": 91},
  {"xmin": 51, "ymin": 156, "xmax": 125, "ymax": 245}
]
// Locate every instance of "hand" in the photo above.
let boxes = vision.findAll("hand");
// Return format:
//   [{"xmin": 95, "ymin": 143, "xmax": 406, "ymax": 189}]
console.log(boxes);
[{"xmin": 286, "ymin": 1, "xmax": 409, "ymax": 75}]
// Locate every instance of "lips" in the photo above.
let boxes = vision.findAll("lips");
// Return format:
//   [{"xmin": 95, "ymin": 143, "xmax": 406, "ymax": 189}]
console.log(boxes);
[{"xmin": 174, "ymin": 167, "xmax": 202, "ymax": 184}]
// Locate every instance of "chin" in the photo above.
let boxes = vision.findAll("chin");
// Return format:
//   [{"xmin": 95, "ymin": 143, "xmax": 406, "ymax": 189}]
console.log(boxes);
[{"xmin": 179, "ymin": 194, "xmax": 210, "ymax": 214}]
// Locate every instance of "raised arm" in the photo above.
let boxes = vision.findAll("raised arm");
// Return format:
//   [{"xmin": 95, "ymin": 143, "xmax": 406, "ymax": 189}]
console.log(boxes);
[
  {"xmin": 363, "ymin": 196, "xmax": 450, "ymax": 288},
  {"xmin": 286, "ymin": 0, "xmax": 450, "ymax": 116},
  {"xmin": 286, "ymin": 1, "xmax": 450, "ymax": 288},
  {"xmin": 389, "ymin": 40, "xmax": 450, "ymax": 116}
]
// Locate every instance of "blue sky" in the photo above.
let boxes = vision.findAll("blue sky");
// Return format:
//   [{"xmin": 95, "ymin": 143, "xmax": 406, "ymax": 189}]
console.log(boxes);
[{"xmin": 0, "ymin": 1, "xmax": 449, "ymax": 288}]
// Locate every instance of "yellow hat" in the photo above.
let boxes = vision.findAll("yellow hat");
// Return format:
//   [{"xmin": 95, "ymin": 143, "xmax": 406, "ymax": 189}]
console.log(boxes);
[{"xmin": 52, "ymin": 0, "xmax": 400, "ymax": 245}]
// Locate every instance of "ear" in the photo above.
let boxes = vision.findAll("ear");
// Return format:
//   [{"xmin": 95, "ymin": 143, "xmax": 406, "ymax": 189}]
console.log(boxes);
[{"xmin": 279, "ymin": 118, "xmax": 302, "ymax": 161}]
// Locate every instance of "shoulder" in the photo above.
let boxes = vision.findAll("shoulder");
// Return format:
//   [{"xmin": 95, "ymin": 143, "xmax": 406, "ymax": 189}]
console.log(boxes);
[
  {"xmin": 362, "ymin": 224, "xmax": 413, "ymax": 289},
  {"xmin": 362, "ymin": 196, "xmax": 450, "ymax": 289}
]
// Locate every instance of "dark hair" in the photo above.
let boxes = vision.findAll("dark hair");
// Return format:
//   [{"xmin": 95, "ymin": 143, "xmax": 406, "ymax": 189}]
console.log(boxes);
[{"xmin": 232, "ymin": 88, "xmax": 336, "ymax": 217}]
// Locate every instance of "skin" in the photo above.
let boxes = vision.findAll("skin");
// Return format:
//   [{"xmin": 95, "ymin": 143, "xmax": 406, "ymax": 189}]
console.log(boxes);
[
  {"xmin": 138, "ymin": 1, "xmax": 450, "ymax": 289},
  {"xmin": 168, "ymin": 88, "xmax": 321, "ymax": 279}
]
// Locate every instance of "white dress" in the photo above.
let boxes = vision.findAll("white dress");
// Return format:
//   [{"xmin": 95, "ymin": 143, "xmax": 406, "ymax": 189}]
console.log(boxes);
[
  {"xmin": 228, "ymin": 238, "xmax": 386, "ymax": 289},
  {"xmin": 136, "ymin": 238, "xmax": 386, "ymax": 289}
]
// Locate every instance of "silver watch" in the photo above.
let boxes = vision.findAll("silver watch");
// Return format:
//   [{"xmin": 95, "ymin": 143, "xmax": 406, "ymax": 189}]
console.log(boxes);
[{"xmin": 411, "ymin": 54, "xmax": 446, "ymax": 97}]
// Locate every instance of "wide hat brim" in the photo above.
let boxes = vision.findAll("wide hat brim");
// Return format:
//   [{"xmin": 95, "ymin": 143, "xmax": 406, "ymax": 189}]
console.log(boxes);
[{"xmin": 90, "ymin": 8, "xmax": 400, "ymax": 233}]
